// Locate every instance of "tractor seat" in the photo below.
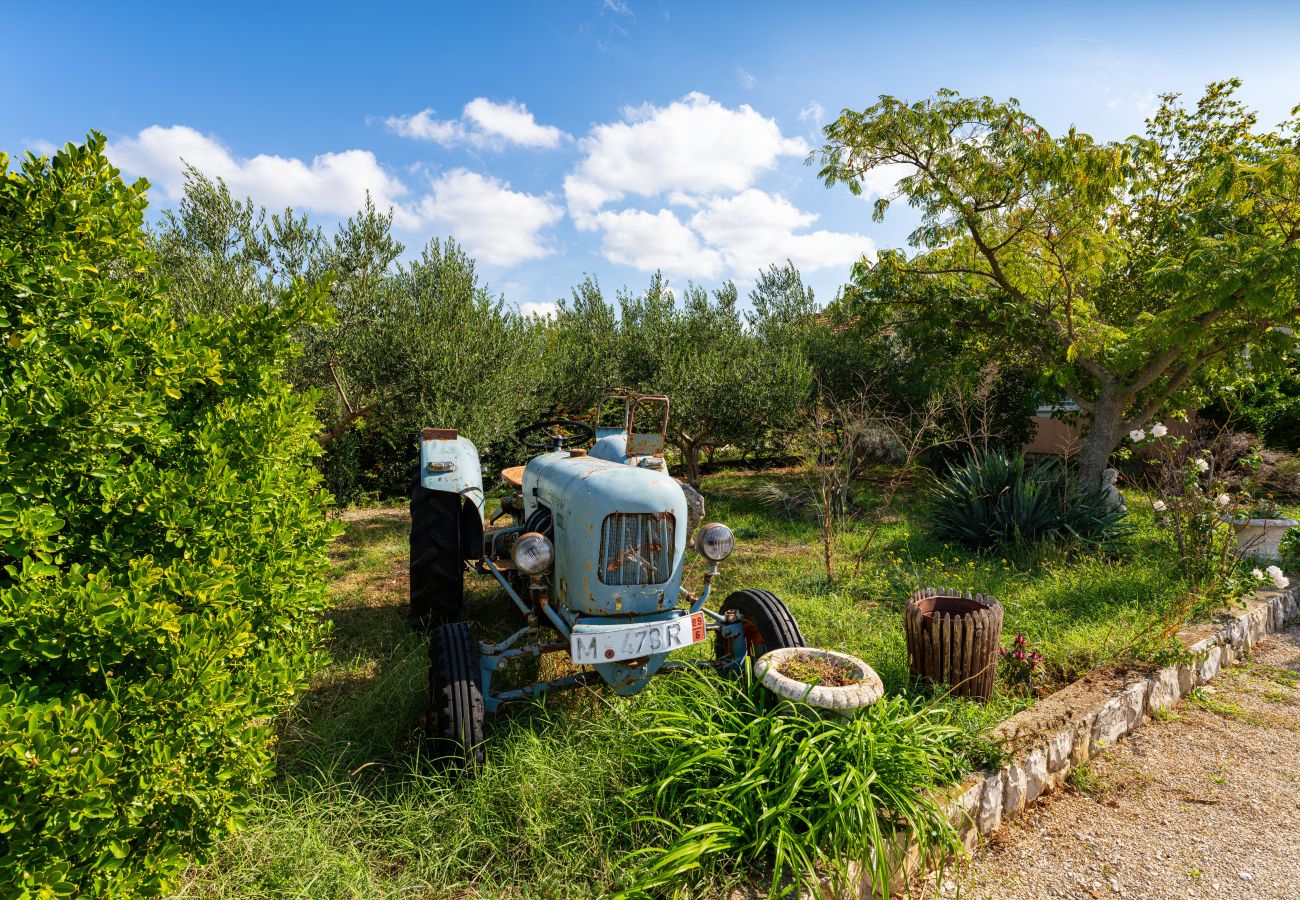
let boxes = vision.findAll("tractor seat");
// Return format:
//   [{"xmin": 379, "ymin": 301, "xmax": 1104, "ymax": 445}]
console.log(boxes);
[{"xmin": 501, "ymin": 465, "xmax": 525, "ymax": 488}]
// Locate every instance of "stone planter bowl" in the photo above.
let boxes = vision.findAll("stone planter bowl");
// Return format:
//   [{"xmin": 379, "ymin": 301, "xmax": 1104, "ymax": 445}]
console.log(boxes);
[
  {"xmin": 904, "ymin": 588, "xmax": 1004, "ymax": 701},
  {"xmin": 1221, "ymin": 516, "xmax": 1298, "ymax": 562},
  {"xmin": 756, "ymin": 647, "xmax": 883, "ymax": 718}
]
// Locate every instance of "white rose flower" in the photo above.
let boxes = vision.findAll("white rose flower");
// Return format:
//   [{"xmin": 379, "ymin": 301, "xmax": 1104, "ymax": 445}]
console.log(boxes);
[
  {"xmin": 1152, "ymin": 500, "xmax": 1167, "ymax": 512},
  {"xmin": 1128, "ymin": 428, "xmax": 1146, "ymax": 442},
  {"xmin": 1266, "ymin": 565, "xmax": 1287, "ymax": 589},
  {"xmin": 1151, "ymin": 423, "xmax": 1168, "ymax": 438},
  {"xmin": 1193, "ymin": 458, "xmax": 1210, "ymax": 472},
  {"xmin": 1252, "ymin": 568, "xmax": 1265, "ymax": 580},
  {"xmin": 1215, "ymin": 493, "xmax": 1231, "ymax": 507}
]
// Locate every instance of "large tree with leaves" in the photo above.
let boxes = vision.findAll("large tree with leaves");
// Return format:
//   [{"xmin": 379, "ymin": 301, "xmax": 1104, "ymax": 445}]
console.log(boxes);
[{"xmin": 818, "ymin": 80, "xmax": 1300, "ymax": 486}]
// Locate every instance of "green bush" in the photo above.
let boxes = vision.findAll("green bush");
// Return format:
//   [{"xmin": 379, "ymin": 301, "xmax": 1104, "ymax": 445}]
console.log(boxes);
[
  {"xmin": 617, "ymin": 670, "xmax": 975, "ymax": 899},
  {"xmin": 0, "ymin": 137, "xmax": 337, "ymax": 897},
  {"xmin": 928, "ymin": 451, "xmax": 1125, "ymax": 549}
]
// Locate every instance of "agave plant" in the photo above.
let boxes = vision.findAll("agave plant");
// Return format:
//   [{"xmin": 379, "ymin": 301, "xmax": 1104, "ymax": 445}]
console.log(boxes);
[{"xmin": 928, "ymin": 451, "xmax": 1126, "ymax": 549}]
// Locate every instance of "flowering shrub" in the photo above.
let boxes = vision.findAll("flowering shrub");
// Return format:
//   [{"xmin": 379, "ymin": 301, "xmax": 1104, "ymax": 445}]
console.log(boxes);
[
  {"xmin": 1132, "ymin": 425, "xmax": 1262, "ymax": 602},
  {"xmin": 998, "ymin": 633, "xmax": 1044, "ymax": 696},
  {"xmin": 1252, "ymin": 565, "xmax": 1289, "ymax": 590}
]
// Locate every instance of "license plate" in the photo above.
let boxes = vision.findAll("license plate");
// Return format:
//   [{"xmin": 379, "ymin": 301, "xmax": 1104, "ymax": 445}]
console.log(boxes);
[{"xmin": 570, "ymin": 612, "xmax": 707, "ymax": 665}]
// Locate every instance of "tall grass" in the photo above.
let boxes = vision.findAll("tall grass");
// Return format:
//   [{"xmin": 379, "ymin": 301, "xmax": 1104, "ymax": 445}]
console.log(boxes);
[
  {"xmin": 616, "ymin": 669, "xmax": 978, "ymax": 899},
  {"xmin": 181, "ymin": 474, "xmax": 1207, "ymax": 899}
]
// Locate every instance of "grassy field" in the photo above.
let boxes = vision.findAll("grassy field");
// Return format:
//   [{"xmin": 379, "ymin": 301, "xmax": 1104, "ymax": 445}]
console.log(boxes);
[{"xmin": 174, "ymin": 466, "xmax": 1193, "ymax": 899}]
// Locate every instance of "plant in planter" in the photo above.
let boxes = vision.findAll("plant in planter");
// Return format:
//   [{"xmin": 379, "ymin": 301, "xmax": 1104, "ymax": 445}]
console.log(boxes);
[
  {"xmin": 756, "ymin": 647, "xmax": 884, "ymax": 717},
  {"xmin": 1227, "ymin": 488, "xmax": 1299, "ymax": 562}
]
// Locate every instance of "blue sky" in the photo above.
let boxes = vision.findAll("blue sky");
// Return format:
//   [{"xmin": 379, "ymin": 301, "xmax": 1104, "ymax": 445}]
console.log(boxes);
[{"xmin": 5, "ymin": 1, "xmax": 1300, "ymax": 314}]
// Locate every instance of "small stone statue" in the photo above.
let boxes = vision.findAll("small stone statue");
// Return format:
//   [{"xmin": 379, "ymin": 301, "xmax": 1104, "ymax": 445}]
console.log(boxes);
[{"xmin": 1102, "ymin": 467, "xmax": 1126, "ymax": 512}]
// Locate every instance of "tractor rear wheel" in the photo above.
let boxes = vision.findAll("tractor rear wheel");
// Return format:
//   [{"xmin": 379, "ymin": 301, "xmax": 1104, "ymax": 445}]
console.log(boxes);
[
  {"xmin": 410, "ymin": 482, "xmax": 464, "ymax": 625},
  {"xmin": 428, "ymin": 622, "xmax": 486, "ymax": 767},
  {"xmin": 716, "ymin": 589, "xmax": 805, "ymax": 663}
]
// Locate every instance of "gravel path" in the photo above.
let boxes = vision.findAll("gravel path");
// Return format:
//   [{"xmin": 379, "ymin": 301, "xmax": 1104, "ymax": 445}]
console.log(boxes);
[{"xmin": 941, "ymin": 625, "xmax": 1300, "ymax": 900}]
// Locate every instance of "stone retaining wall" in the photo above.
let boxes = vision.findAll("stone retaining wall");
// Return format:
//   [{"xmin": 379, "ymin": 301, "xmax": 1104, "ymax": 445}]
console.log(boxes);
[{"xmin": 860, "ymin": 583, "xmax": 1300, "ymax": 898}]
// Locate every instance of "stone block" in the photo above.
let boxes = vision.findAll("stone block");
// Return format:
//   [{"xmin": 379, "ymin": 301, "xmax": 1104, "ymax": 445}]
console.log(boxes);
[
  {"xmin": 1195, "ymin": 643, "xmax": 1222, "ymax": 683},
  {"xmin": 1147, "ymin": 665, "xmax": 1183, "ymax": 713},
  {"xmin": 1044, "ymin": 726, "xmax": 1074, "ymax": 772},
  {"xmin": 1070, "ymin": 710, "xmax": 1097, "ymax": 767},
  {"xmin": 1021, "ymin": 748, "xmax": 1048, "ymax": 806},
  {"xmin": 1001, "ymin": 762, "xmax": 1027, "ymax": 817},
  {"xmin": 1089, "ymin": 695, "xmax": 1128, "ymax": 756},
  {"xmin": 977, "ymin": 772, "xmax": 1003, "ymax": 834}
]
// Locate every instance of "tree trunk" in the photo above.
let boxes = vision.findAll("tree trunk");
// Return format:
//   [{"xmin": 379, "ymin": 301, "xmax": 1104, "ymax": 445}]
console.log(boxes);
[
  {"xmin": 1077, "ymin": 388, "xmax": 1127, "ymax": 490},
  {"xmin": 684, "ymin": 443, "xmax": 702, "ymax": 488}
]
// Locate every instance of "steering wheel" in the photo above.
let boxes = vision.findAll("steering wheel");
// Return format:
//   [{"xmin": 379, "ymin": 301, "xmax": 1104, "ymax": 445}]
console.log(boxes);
[{"xmin": 515, "ymin": 418, "xmax": 597, "ymax": 452}]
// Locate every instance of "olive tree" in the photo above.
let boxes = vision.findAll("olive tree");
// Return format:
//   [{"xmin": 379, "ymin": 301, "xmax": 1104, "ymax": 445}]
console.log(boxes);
[
  {"xmin": 153, "ymin": 173, "xmax": 549, "ymax": 498},
  {"xmin": 538, "ymin": 275, "xmax": 622, "ymax": 415},
  {"xmin": 818, "ymin": 80, "xmax": 1300, "ymax": 487},
  {"xmin": 619, "ymin": 273, "xmax": 811, "ymax": 485}
]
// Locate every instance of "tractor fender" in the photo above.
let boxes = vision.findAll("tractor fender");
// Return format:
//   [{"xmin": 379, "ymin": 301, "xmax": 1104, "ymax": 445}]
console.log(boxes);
[{"xmin": 418, "ymin": 428, "xmax": 485, "ymax": 558}]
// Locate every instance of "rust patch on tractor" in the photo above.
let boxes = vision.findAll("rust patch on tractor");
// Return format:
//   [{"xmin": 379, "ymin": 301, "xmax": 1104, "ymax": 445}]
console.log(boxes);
[{"xmin": 422, "ymin": 427, "xmax": 458, "ymax": 440}]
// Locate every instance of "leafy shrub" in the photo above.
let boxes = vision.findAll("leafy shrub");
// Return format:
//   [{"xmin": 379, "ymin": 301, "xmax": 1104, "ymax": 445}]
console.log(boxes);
[
  {"xmin": 0, "ymin": 137, "xmax": 337, "ymax": 897},
  {"xmin": 928, "ymin": 451, "xmax": 1125, "ymax": 549},
  {"xmin": 616, "ymin": 670, "xmax": 976, "ymax": 899}
]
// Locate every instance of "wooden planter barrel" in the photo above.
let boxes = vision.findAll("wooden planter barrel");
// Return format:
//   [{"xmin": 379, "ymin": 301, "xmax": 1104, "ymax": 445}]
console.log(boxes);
[{"xmin": 904, "ymin": 588, "xmax": 1004, "ymax": 701}]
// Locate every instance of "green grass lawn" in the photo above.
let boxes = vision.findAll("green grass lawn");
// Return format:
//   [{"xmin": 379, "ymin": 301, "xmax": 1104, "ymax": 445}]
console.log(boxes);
[{"xmin": 174, "ymin": 466, "xmax": 1196, "ymax": 899}]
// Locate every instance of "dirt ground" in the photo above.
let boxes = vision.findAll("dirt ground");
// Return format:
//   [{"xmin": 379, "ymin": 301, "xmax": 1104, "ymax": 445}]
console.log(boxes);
[{"xmin": 939, "ymin": 625, "xmax": 1300, "ymax": 900}]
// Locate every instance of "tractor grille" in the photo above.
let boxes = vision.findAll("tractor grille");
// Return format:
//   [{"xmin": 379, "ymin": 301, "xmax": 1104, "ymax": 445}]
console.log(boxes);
[{"xmin": 598, "ymin": 513, "xmax": 675, "ymax": 585}]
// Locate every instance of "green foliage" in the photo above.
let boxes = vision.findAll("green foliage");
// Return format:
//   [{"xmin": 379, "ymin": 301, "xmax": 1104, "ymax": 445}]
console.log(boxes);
[
  {"xmin": 928, "ymin": 451, "xmax": 1126, "ymax": 548},
  {"xmin": 1203, "ymin": 363, "xmax": 1300, "ymax": 453},
  {"xmin": 617, "ymin": 670, "xmax": 970, "ymax": 899},
  {"xmin": 819, "ymin": 80, "xmax": 1300, "ymax": 486},
  {"xmin": 619, "ymin": 274, "xmax": 812, "ymax": 484},
  {"xmin": 152, "ymin": 170, "xmax": 549, "ymax": 503},
  {"xmin": 0, "ymin": 137, "xmax": 337, "ymax": 897},
  {"xmin": 540, "ymin": 275, "xmax": 622, "ymax": 416}
]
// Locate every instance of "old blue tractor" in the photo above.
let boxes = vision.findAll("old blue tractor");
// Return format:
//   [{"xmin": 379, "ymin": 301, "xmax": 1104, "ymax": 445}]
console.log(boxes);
[{"xmin": 411, "ymin": 391, "xmax": 805, "ymax": 764}]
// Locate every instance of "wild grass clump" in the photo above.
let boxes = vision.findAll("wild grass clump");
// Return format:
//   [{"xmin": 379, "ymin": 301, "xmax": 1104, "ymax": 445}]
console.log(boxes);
[
  {"xmin": 928, "ymin": 451, "xmax": 1126, "ymax": 550},
  {"xmin": 615, "ymin": 669, "xmax": 978, "ymax": 899}
]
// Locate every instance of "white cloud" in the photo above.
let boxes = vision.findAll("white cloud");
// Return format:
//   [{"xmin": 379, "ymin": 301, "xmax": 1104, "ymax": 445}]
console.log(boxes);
[
  {"xmin": 737, "ymin": 68, "xmax": 757, "ymax": 89},
  {"xmin": 463, "ymin": 98, "xmax": 567, "ymax": 148},
  {"xmin": 587, "ymin": 190, "xmax": 869, "ymax": 281},
  {"xmin": 518, "ymin": 300, "xmax": 560, "ymax": 319},
  {"xmin": 384, "ymin": 98, "xmax": 567, "ymax": 150},
  {"xmin": 26, "ymin": 139, "xmax": 59, "ymax": 157},
  {"xmin": 416, "ymin": 168, "xmax": 563, "ymax": 266},
  {"xmin": 602, "ymin": 0, "xmax": 632, "ymax": 14},
  {"xmin": 108, "ymin": 124, "xmax": 418, "ymax": 227},
  {"xmin": 858, "ymin": 162, "xmax": 915, "ymax": 199},
  {"xmin": 109, "ymin": 125, "xmax": 564, "ymax": 268},
  {"xmin": 564, "ymin": 92, "xmax": 808, "ymax": 222},
  {"xmin": 592, "ymin": 208, "xmax": 723, "ymax": 279},
  {"xmin": 383, "ymin": 109, "xmax": 465, "ymax": 145},
  {"xmin": 562, "ymin": 93, "xmax": 866, "ymax": 281},
  {"xmin": 690, "ymin": 189, "xmax": 872, "ymax": 277},
  {"xmin": 799, "ymin": 101, "xmax": 825, "ymax": 127}
]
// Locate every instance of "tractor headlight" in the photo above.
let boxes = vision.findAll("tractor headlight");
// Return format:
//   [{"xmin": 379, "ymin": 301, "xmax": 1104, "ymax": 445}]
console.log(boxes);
[
  {"xmin": 512, "ymin": 532, "xmax": 554, "ymax": 575},
  {"xmin": 695, "ymin": 522, "xmax": 735, "ymax": 562}
]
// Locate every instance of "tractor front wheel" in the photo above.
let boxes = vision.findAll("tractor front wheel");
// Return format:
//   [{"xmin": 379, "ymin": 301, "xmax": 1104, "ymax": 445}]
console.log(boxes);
[
  {"xmin": 715, "ymin": 588, "xmax": 805, "ymax": 664},
  {"xmin": 428, "ymin": 622, "xmax": 486, "ymax": 767}
]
